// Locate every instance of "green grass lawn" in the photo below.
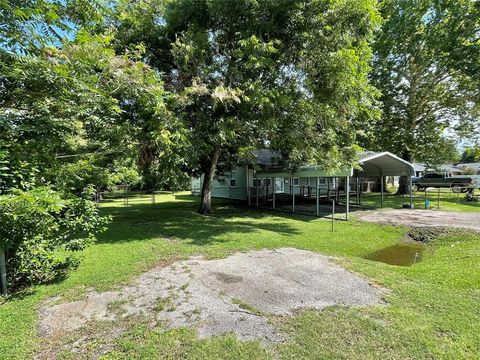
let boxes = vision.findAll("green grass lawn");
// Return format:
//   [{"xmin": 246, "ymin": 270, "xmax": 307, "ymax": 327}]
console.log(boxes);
[
  {"xmin": 360, "ymin": 189, "xmax": 480, "ymax": 212},
  {"xmin": 1, "ymin": 192, "xmax": 479, "ymax": 359}
]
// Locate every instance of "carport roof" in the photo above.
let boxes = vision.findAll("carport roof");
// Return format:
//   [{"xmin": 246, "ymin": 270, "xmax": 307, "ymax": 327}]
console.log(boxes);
[{"xmin": 355, "ymin": 152, "xmax": 415, "ymax": 177}]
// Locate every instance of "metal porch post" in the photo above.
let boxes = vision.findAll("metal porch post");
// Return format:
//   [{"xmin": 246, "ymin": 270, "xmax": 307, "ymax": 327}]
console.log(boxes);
[
  {"xmin": 316, "ymin": 177, "xmax": 320, "ymax": 217},
  {"xmin": 264, "ymin": 178, "xmax": 267, "ymax": 205},
  {"xmin": 0, "ymin": 248, "xmax": 7, "ymax": 296},
  {"xmin": 255, "ymin": 173, "xmax": 259, "ymax": 208},
  {"xmin": 272, "ymin": 177, "xmax": 276, "ymax": 210},
  {"xmin": 292, "ymin": 177, "xmax": 295, "ymax": 213},
  {"xmin": 346, "ymin": 176, "xmax": 350, "ymax": 220},
  {"xmin": 327, "ymin": 178, "xmax": 330, "ymax": 202},
  {"xmin": 247, "ymin": 168, "xmax": 251, "ymax": 206},
  {"xmin": 356, "ymin": 177, "xmax": 360, "ymax": 205},
  {"xmin": 335, "ymin": 177, "xmax": 339, "ymax": 203}
]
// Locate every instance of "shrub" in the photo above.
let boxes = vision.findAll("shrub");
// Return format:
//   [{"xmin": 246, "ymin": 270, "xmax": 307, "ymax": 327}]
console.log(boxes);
[{"xmin": 0, "ymin": 186, "xmax": 110, "ymax": 291}]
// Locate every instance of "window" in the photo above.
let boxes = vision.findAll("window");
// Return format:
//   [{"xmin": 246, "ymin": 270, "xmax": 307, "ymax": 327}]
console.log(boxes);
[
  {"xmin": 293, "ymin": 177, "xmax": 299, "ymax": 186},
  {"xmin": 319, "ymin": 178, "xmax": 326, "ymax": 185},
  {"xmin": 230, "ymin": 178, "xmax": 236, "ymax": 187}
]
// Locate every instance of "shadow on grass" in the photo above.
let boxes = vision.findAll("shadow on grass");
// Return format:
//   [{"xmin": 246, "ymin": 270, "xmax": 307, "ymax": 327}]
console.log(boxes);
[{"xmin": 97, "ymin": 195, "xmax": 308, "ymax": 246}]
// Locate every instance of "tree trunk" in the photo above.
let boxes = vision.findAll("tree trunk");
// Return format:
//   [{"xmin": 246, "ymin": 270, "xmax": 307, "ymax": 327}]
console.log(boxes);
[
  {"xmin": 397, "ymin": 151, "xmax": 413, "ymax": 195},
  {"xmin": 198, "ymin": 147, "xmax": 221, "ymax": 215}
]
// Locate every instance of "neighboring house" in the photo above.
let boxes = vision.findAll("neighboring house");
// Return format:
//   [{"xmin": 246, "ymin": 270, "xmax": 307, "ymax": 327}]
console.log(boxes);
[
  {"xmin": 411, "ymin": 162, "xmax": 480, "ymax": 176},
  {"xmin": 412, "ymin": 163, "xmax": 426, "ymax": 178},
  {"xmin": 440, "ymin": 164, "xmax": 463, "ymax": 175},
  {"xmin": 456, "ymin": 163, "xmax": 480, "ymax": 175},
  {"xmin": 192, "ymin": 150, "xmax": 415, "ymax": 218}
]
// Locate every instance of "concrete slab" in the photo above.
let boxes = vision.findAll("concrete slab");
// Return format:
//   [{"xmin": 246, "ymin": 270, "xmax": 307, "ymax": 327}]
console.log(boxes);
[{"xmin": 38, "ymin": 248, "xmax": 384, "ymax": 345}]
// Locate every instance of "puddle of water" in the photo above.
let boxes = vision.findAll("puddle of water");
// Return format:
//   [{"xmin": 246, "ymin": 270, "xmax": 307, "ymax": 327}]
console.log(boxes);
[{"xmin": 365, "ymin": 243, "xmax": 425, "ymax": 266}]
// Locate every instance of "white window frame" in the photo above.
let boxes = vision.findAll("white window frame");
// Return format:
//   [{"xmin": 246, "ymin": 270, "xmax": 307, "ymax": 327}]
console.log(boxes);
[
  {"xmin": 230, "ymin": 178, "xmax": 236, "ymax": 187},
  {"xmin": 293, "ymin": 177, "xmax": 299, "ymax": 186}
]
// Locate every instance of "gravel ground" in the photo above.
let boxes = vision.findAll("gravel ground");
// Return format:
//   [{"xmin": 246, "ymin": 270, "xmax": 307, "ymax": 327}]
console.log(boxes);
[
  {"xmin": 38, "ymin": 248, "xmax": 384, "ymax": 347},
  {"xmin": 354, "ymin": 209, "xmax": 480, "ymax": 231}
]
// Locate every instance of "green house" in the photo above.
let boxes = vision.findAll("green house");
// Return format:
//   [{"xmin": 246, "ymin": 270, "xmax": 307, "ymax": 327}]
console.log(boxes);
[{"xmin": 192, "ymin": 150, "xmax": 415, "ymax": 219}]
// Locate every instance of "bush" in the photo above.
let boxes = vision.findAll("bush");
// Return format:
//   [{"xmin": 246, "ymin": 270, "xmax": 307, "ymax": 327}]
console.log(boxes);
[{"xmin": 0, "ymin": 186, "xmax": 110, "ymax": 291}]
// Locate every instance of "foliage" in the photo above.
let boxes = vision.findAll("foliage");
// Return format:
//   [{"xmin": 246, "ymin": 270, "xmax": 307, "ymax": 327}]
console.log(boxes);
[
  {"xmin": 0, "ymin": 0, "xmax": 106, "ymax": 53},
  {"xmin": 0, "ymin": 148, "xmax": 39, "ymax": 192},
  {"xmin": 0, "ymin": 31, "xmax": 185, "ymax": 192},
  {"xmin": 55, "ymin": 158, "xmax": 115, "ymax": 194},
  {"xmin": 460, "ymin": 145, "xmax": 480, "ymax": 163},
  {"xmin": 367, "ymin": 0, "xmax": 480, "ymax": 166},
  {"xmin": 114, "ymin": 0, "xmax": 381, "ymax": 213},
  {"xmin": 0, "ymin": 186, "xmax": 109, "ymax": 290}
]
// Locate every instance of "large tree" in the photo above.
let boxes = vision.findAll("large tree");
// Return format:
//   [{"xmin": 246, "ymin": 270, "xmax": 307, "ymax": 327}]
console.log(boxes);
[
  {"xmin": 172, "ymin": 0, "xmax": 381, "ymax": 214},
  {"xmin": 112, "ymin": 0, "xmax": 381, "ymax": 214},
  {"xmin": 368, "ymin": 0, "xmax": 480, "ymax": 192}
]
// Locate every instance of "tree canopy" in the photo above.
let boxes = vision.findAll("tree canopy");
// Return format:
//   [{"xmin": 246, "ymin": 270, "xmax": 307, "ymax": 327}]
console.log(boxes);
[
  {"xmin": 366, "ymin": 0, "xmax": 480, "ymax": 190},
  {"xmin": 110, "ymin": 0, "xmax": 381, "ymax": 213}
]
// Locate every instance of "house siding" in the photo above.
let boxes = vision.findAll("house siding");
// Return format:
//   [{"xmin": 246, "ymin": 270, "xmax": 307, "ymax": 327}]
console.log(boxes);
[{"xmin": 193, "ymin": 166, "xmax": 249, "ymax": 201}]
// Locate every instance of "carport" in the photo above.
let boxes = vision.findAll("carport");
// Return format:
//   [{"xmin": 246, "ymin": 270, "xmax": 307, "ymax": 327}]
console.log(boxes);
[{"xmin": 354, "ymin": 152, "xmax": 415, "ymax": 208}]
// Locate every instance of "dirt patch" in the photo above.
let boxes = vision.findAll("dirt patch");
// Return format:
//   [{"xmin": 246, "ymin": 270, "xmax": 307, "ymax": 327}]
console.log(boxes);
[
  {"xmin": 37, "ymin": 248, "xmax": 384, "ymax": 355},
  {"xmin": 354, "ymin": 209, "xmax": 480, "ymax": 231}
]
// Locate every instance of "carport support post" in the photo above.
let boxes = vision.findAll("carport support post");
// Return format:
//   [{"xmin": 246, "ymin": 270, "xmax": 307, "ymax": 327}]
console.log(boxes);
[
  {"xmin": 316, "ymin": 177, "xmax": 320, "ymax": 217},
  {"xmin": 409, "ymin": 176, "xmax": 413, "ymax": 209},
  {"xmin": 0, "ymin": 248, "xmax": 7, "ymax": 296},
  {"xmin": 345, "ymin": 176, "xmax": 350, "ymax": 220},
  {"xmin": 380, "ymin": 175, "xmax": 384, "ymax": 207}
]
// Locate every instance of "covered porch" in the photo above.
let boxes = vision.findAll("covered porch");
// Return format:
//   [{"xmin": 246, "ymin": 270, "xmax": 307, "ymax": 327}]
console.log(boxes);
[{"xmin": 248, "ymin": 152, "xmax": 415, "ymax": 220}]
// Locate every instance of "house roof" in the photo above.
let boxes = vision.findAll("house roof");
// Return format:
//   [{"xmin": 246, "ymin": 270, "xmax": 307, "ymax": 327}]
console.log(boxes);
[
  {"xmin": 457, "ymin": 162, "xmax": 480, "ymax": 169},
  {"xmin": 412, "ymin": 163, "xmax": 426, "ymax": 172},
  {"xmin": 439, "ymin": 164, "xmax": 462, "ymax": 173},
  {"xmin": 252, "ymin": 149, "xmax": 281, "ymax": 167}
]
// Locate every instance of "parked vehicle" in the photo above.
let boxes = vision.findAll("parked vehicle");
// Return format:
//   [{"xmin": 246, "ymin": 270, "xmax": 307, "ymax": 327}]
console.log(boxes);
[{"xmin": 412, "ymin": 173, "xmax": 475, "ymax": 192}]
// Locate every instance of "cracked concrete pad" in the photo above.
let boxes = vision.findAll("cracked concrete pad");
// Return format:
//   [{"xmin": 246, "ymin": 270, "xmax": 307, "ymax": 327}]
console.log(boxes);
[
  {"xmin": 354, "ymin": 209, "xmax": 480, "ymax": 231},
  {"xmin": 38, "ymin": 248, "xmax": 384, "ymax": 343}
]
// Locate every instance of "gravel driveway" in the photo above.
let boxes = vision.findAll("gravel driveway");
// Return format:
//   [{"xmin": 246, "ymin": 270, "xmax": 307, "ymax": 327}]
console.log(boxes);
[{"xmin": 354, "ymin": 209, "xmax": 480, "ymax": 231}]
